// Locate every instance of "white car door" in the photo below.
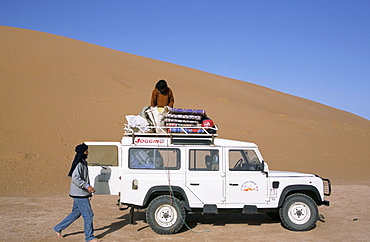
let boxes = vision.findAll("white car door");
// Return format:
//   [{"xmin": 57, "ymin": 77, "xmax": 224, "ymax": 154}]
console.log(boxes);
[
  {"xmin": 185, "ymin": 148, "xmax": 224, "ymax": 205},
  {"xmin": 85, "ymin": 141, "xmax": 121, "ymax": 195},
  {"xmin": 225, "ymin": 148, "xmax": 268, "ymax": 205}
]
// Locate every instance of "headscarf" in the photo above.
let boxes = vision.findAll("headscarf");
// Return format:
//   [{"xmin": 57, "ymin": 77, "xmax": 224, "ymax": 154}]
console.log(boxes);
[
  {"xmin": 67, "ymin": 143, "xmax": 88, "ymax": 177},
  {"xmin": 156, "ymin": 79, "xmax": 168, "ymax": 90}
]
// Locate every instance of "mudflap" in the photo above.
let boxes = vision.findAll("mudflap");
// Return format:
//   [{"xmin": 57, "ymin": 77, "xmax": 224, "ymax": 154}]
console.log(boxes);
[{"xmin": 129, "ymin": 206, "xmax": 135, "ymax": 225}]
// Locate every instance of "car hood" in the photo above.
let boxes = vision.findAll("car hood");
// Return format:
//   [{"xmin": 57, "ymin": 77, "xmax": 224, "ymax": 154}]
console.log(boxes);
[{"xmin": 269, "ymin": 170, "xmax": 316, "ymax": 177}]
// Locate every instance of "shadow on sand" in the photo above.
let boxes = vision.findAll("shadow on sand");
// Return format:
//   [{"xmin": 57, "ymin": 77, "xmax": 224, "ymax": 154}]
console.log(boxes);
[
  {"xmin": 63, "ymin": 213, "xmax": 133, "ymax": 239},
  {"xmin": 64, "ymin": 211, "xmax": 326, "ymax": 238}
]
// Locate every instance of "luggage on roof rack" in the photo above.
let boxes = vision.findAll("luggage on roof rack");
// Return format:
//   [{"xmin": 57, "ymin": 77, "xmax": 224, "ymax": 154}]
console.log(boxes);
[{"xmin": 125, "ymin": 106, "xmax": 217, "ymax": 136}]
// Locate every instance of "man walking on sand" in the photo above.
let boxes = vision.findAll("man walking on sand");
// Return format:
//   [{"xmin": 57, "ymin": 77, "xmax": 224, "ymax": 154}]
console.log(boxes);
[{"xmin": 54, "ymin": 143, "xmax": 102, "ymax": 242}]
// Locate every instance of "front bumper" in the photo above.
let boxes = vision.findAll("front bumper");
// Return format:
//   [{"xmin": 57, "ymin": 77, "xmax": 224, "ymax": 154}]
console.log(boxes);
[{"xmin": 322, "ymin": 200, "xmax": 330, "ymax": 206}]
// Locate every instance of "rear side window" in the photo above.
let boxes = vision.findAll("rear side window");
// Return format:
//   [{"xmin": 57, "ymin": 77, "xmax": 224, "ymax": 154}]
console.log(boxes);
[
  {"xmin": 189, "ymin": 149, "xmax": 219, "ymax": 171},
  {"xmin": 129, "ymin": 148, "xmax": 180, "ymax": 170},
  {"xmin": 88, "ymin": 145, "xmax": 118, "ymax": 166}
]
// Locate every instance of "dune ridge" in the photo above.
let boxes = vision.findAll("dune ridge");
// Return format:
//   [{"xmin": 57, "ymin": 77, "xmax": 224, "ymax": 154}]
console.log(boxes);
[{"xmin": 0, "ymin": 26, "xmax": 369, "ymax": 196}]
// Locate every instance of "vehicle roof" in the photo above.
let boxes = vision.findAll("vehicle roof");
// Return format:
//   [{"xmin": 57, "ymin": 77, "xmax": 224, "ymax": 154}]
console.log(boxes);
[{"xmin": 214, "ymin": 138, "xmax": 258, "ymax": 147}]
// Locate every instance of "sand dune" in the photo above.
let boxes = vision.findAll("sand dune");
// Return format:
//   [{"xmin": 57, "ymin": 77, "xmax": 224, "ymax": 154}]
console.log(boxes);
[{"xmin": 0, "ymin": 26, "xmax": 369, "ymax": 196}]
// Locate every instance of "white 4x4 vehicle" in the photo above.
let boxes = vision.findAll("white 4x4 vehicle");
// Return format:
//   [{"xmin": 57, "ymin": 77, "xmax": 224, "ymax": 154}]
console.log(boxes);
[{"xmin": 87, "ymin": 133, "xmax": 331, "ymax": 234}]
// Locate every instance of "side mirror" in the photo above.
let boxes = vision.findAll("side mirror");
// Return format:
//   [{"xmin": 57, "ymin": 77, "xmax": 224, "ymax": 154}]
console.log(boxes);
[{"xmin": 262, "ymin": 161, "xmax": 268, "ymax": 177}]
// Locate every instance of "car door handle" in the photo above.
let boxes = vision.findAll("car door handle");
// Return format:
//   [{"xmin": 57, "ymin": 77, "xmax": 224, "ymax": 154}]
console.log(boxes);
[
  {"xmin": 190, "ymin": 183, "xmax": 200, "ymax": 186},
  {"xmin": 229, "ymin": 183, "xmax": 239, "ymax": 186}
]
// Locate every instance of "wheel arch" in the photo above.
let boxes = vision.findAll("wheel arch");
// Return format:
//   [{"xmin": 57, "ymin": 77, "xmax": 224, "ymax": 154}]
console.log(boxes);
[
  {"xmin": 143, "ymin": 186, "xmax": 190, "ymax": 209},
  {"xmin": 278, "ymin": 185, "xmax": 322, "ymax": 207}
]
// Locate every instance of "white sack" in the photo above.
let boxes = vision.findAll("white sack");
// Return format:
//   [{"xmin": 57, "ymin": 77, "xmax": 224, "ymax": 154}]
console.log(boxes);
[{"xmin": 125, "ymin": 115, "xmax": 149, "ymax": 132}]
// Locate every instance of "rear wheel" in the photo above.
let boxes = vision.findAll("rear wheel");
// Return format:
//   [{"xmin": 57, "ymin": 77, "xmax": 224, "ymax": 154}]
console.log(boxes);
[
  {"xmin": 146, "ymin": 195, "xmax": 186, "ymax": 234},
  {"xmin": 280, "ymin": 193, "xmax": 318, "ymax": 231}
]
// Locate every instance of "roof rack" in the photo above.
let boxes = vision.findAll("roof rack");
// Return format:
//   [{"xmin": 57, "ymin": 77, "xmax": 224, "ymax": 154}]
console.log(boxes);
[
  {"xmin": 124, "ymin": 125, "xmax": 218, "ymax": 145},
  {"xmin": 124, "ymin": 125, "xmax": 218, "ymax": 135}
]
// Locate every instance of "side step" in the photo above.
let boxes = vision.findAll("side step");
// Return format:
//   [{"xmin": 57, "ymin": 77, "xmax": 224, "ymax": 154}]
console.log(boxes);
[
  {"xmin": 202, "ymin": 204, "xmax": 218, "ymax": 214},
  {"xmin": 242, "ymin": 205, "xmax": 258, "ymax": 214}
]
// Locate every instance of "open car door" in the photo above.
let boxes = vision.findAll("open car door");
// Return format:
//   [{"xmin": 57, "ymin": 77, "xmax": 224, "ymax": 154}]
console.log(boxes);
[{"xmin": 85, "ymin": 141, "xmax": 121, "ymax": 195}]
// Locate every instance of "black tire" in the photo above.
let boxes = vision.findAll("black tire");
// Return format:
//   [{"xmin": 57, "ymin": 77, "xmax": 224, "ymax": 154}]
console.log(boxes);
[
  {"xmin": 146, "ymin": 195, "xmax": 186, "ymax": 234},
  {"xmin": 280, "ymin": 193, "xmax": 318, "ymax": 231}
]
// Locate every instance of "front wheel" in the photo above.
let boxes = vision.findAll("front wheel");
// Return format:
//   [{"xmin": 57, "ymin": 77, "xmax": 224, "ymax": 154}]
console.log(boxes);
[
  {"xmin": 280, "ymin": 193, "xmax": 318, "ymax": 231},
  {"xmin": 146, "ymin": 195, "xmax": 186, "ymax": 234}
]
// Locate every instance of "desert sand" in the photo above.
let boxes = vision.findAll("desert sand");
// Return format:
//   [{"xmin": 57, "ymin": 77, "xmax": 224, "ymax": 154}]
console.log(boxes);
[
  {"xmin": 0, "ymin": 185, "xmax": 369, "ymax": 241},
  {"xmin": 0, "ymin": 26, "xmax": 369, "ymax": 241}
]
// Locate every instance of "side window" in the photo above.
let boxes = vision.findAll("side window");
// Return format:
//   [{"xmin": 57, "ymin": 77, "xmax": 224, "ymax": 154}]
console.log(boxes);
[
  {"xmin": 229, "ymin": 150, "xmax": 261, "ymax": 171},
  {"xmin": 88, "ymin": 145, "xmax": 118, "ymax": 166},
  {"xmin": 129, "ymin": 148, "xmax": 180, "ymax": 170},
  {"xmin": 189, "ymin": 149, "xmax": 219, "ymax": 171}
]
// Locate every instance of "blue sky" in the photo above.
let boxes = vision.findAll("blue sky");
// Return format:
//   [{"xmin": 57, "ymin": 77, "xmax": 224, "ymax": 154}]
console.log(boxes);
[{"xmin": 1, "ymin": 1, "xmax": 369, "ymax": 120}]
